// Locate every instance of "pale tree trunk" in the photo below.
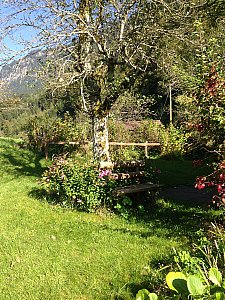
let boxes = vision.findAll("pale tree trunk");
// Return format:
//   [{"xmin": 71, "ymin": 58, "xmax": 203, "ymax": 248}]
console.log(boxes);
[
  {"xmin": 78, "ymin": 0, "xmax": 110, "ymax": 162},
  {"xmin": 92, "ymin": 115, "xmax": 110, "ymax": 162}
]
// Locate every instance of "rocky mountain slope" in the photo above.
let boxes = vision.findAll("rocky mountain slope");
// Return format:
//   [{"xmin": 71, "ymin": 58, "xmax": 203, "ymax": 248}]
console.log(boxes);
[{"xmin": 0, "ymin": 51, "xmax": 43, "ymax": 97}]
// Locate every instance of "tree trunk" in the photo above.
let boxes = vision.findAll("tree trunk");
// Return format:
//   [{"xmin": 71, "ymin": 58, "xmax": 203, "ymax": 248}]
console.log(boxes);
[{"xmin": 92, "ymin": 115, "xmax": 110, "ymax": 162}]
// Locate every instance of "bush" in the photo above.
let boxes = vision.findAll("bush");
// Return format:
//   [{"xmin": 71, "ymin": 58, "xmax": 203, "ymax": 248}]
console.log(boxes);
[
  {"xmin": 160, "ymin": 125, "xmax": 190, "ymax": 159},
  {"xmin": 40, "ymin": 155, "xmax": 157, "ymax": 216},
  {"xmin": 134, "ymin": 120, "xmax": 164, "ymax": 143},
  {"xmin": 110, "ymin": 146, "xmax": 144, "ymax": 161},
  {"xmin": 175, "ymin": 38, "xmax": 225, "ymax": 156},
  {"xmin": 40, "ymin": 155, "xmax": 116, "ymax": 212},
  {"xmin": 27, "ymin": 111, "xmax": 92, "ymax": 155},
  {"xmin": 108, "ymin": 119, "xmax": 164, "ymax": 143}
]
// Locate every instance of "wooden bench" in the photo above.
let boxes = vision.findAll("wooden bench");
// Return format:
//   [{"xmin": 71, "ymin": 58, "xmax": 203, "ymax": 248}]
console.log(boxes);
[
  {"xmin": 100, "ymin": 160, "xmax": 162, "ymax": 199},
  {"xmin": 113, "ymin": 182, "xmax": 161, "ymax": 196}
]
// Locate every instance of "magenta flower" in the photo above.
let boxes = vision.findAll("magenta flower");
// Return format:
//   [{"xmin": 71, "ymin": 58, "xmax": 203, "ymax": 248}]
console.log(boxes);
[{"xmin": 99, "ymin": 169, "xmax": 111, "ymax": 178}]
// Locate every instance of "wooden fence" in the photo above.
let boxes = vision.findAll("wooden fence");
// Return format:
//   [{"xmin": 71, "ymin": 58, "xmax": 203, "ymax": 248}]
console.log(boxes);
[
  {"xmin": 43, "ymin": 140, "xmax": 160, "ymax": 159},
  {"xmin": 108, "ymin": 141, "xmax": 160, "ymax": 158}
]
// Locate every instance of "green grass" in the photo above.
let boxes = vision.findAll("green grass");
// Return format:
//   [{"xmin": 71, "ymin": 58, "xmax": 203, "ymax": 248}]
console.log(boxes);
[
  {"xmin": 150, "ymin": 158, "xmax": 212, "ymax": 186},
  {"xmin": 0, "ymin": 138, "xmax": 219, "ymax": 299}
]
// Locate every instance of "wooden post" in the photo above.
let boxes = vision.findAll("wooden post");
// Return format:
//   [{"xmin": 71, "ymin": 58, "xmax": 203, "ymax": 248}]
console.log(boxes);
[
  {"xmin": 145, "ymin": 141, "xmax": 148, "ymax": 158},
  {"xmin": 169, "ymin": 85, "xmax": 172, "ymax": 124}
]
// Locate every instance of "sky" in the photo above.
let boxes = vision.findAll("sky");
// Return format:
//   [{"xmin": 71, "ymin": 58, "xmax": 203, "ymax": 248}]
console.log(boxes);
[{"xmin": 0, "ymin": 5, "xmax": 39, "ymax": 63}]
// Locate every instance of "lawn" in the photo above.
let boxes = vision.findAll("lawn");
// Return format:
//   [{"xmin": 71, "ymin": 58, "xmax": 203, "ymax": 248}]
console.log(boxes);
[
  {"xmin": 150, "ymin": 158, "xmax": 212, "ymax": 186},
  {"xmin": 0, "ymin": 138, "xmax": 218, "ymax": 299}
]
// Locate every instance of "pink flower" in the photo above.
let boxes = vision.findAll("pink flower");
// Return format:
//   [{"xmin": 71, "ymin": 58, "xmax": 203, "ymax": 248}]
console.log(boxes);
[{"xmin": 99, "ymin": 169, "xmax": 112, "ymax": 178}]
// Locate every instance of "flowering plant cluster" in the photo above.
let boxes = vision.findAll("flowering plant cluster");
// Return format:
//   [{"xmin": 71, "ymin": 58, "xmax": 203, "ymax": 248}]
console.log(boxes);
[
  {"xmin": 195, "ymin": 161, "xmax": 225, "ymax": 207},
  {"xmin": 40, "ymin": 155, "xmax": 116, "ymax": 212},
  {"xmin": 41, "ymin": 156, "xmax": 157, "ymax": 216}
]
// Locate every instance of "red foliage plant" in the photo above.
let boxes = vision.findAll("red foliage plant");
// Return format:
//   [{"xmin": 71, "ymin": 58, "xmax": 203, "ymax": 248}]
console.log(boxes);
[{"xmin": 195, "ymin": 162, "xmax": 225, "ymax": 207}]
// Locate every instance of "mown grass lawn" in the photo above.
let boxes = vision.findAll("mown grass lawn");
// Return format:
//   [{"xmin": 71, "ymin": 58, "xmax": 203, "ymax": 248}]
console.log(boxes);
[
  {"xmin": 0, "ymin": 138, "xmax": 217, "ymax": 300},
  {"xmin": 150, "ymin": 158, "xmax": 212, "ymax": 186}
]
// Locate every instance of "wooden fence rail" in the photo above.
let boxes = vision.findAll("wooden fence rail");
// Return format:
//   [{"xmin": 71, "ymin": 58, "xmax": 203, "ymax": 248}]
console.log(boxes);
[
  {"xmin": 108, "ymin": 141, "xmax": 160, "ymax": 158},
  {"xmin": 43, "ymin": 140, "xmax": 160, "ymax": 159}
]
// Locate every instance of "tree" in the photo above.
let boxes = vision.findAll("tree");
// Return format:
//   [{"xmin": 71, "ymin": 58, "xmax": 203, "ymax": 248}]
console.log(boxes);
[{"xmin": 0, "ymin": 0, "xmax": 206, "ymax": 161}]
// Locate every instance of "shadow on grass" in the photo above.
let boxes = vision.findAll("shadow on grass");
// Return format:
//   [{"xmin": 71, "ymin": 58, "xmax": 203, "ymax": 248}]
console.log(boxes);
[
  {"xmin": 108, "ymin": 200, "xmax": 212, "ymax": 241},
  {"xmin": 29, "ymin": 177, "xmax": 221, "ymax": 300},
  {"xmin": 114, "ymin": 198, "xmax": 220, "ymax": 299},
  {"xmin": 141, "ymin": 200, "xmax": 208, "ymax": 236},
  {"xmin": 149, "ymin": 157, "xmax": 212, "ymax": 187},
  {"xmin": 0, "ymin": 138, "xmax": 46, "ymax": 178},
  {"xmin": 29, "ymin": 184, "xmax": 217, "ymax": 241}
]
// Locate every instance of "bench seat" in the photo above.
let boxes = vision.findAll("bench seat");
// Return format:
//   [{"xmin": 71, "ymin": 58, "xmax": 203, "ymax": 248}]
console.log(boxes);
[{"xmin": 113, "ymin": 182, "xmax": 162, "ymax": 196}]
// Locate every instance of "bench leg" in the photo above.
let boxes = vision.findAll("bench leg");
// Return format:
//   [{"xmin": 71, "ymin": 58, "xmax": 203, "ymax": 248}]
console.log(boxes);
[{"xmin": 129, "ymin": 191, "xmax": 154, "ymax": 209}]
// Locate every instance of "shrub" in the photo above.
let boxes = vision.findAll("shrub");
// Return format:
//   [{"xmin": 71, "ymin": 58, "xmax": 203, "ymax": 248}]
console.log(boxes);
[
  {"xmin": 40, "ymin": 155, "xmax": 156, "ymax": 215},
  {"xmin": 175, "ymin": 36, "xmax": 225, "ymax": 156},
  {"xmin": 108, "ymin": 119, "xmax": 131, "ymax": 142},
  {"xmin": 134, "ymin": 120, "xmax": 164, "ymax": 143},
  {"xmin": 108, "ymin": 119, "xmax": 164, "ymax": 160},
  {"xmin": 40, "ymin": 155, "xmax": 116, "ymax": 212},
  {"xmin": 27, "ymin": 111, "xmax": 92, "ymax": 156},
  {"xmin": 110, "ymin": 146, "xmax": 144, "ymax": 161},
  {"xmin": 160, "ymin": 125, "xmax": 190, "ymax": 159},
  {"xmin": 108, "ymin": 119, "xmax": 164, "ymax": 144}
]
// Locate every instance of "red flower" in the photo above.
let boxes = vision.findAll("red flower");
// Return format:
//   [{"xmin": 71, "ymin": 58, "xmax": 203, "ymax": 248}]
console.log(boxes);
[{"xmin": 217, "ymin": 184, "xmax": 223, "ymax": 193}]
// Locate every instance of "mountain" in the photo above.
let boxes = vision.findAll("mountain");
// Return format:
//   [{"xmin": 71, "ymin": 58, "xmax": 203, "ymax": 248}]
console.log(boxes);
[{"xmin": 0, "ymin": 51, "xmax": 44, "ymax": 97}]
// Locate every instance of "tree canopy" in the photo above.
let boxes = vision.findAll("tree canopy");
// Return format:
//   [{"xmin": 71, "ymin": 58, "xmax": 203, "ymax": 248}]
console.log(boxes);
[{"xmin": 0, "ymin": 0, "xmax": 225, "ymax": 160}]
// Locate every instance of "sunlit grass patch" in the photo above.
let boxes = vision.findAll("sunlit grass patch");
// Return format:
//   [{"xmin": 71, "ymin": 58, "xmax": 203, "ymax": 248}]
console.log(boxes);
[{"xmin": 0, "ymin": 138, "xmax": 218, "ymax": 299}]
